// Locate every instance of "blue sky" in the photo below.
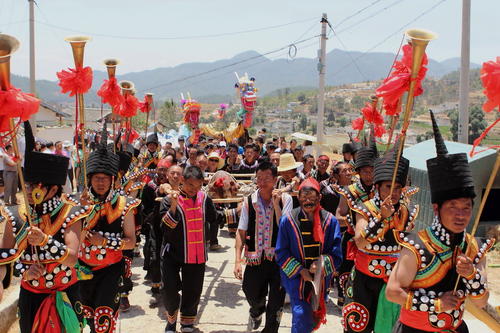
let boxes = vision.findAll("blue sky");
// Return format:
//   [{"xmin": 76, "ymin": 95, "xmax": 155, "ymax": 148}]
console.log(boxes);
[{"xmin": 1, "ymin": 0, "xmax": 499, "ymax": 80}]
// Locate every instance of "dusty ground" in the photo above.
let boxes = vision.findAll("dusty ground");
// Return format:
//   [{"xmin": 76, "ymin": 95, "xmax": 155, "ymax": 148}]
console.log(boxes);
[
  {"xmin": 115, "ymin": 231, "xmax": 496, "ymax": 333},
  {"xmin": 2, "ymin": 226, "xmax": 498, "ymax": 332}
]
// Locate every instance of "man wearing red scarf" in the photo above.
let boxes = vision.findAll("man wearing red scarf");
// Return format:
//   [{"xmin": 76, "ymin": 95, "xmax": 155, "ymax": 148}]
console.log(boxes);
[{"xmin": 276, "ymin": 178, "xmax": 342, "ymax": 332}]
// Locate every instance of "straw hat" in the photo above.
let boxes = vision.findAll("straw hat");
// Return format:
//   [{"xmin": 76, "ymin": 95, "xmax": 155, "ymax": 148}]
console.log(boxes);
[
  {"xmin": 277, "ymin": 153, "xmax": 302, "ymax": 172},
  {"xmin": 207, "ymin": 152, "xmax": 225, "ymax": 170}
]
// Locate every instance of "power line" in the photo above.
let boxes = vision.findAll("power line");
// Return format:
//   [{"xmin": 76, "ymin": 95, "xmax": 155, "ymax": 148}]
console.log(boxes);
[
  {"xmin": 337, "ymin": 0, "xmax": 406, "ymax": 34},
  {"xmin": 330, "ymin": 0, "xmax": 448, "ymax": 78},
  {"xmin": 326, "ymin": 20, "xmax": 368, "ymax": 81},
  {"xmin": 136, "ymin": 35, "xmax": 320, "ymax": 93},
  {"xmin": 35, "ymin": 17, "xmax": 318, "ymax": 41},
  {"xmin": 170, "ymin": 40, "xmax": 320, "ymax": 94},
  {"xmin": 333, "ymin": 0, "xmax": 385, "ymax": 28}
]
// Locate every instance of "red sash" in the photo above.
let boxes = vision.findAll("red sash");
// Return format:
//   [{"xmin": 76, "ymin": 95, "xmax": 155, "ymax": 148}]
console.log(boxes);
[{"xmin": 179, "ymin": 192, "xmax": 206, "ymax": 264}]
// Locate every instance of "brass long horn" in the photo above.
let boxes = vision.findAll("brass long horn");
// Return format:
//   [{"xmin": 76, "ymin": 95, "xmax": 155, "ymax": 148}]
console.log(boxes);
[
  {"xmin": 64, "ymin": 35, "xmax": 91, "ymax": 187},
  {"xmin": 0, "ymin": 34, "xmax": 37, "ymax": 230},
  {"xmin": 389, "ymin": 29, "xmax": 437, "ymax": 196}
]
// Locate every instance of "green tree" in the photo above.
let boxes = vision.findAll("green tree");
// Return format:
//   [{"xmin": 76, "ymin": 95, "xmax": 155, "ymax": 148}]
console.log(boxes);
[
  {"xmin": 469, "ymin": 105, "xmax": 487, "ymax": 144},
  {"xmin": 299, "ymin": 114, "xmax": 308, "ymax": 131},
  {"xmin": 327, "ymin": 110, "xmax": 335, "ymax": 123},
  {"xmin": 159, "ymin": 99, "xmax": 181, "ymax": 130},
  {"xmin": 297, "ymin": 94, "xmax": 306, "ymax": 103},
  {"xmin": 448, "ymin": 105, "xmax": 487, "ymax": 144},
  {"xmin": 334, "ymin": 96, "xmax": 345, "ymax": 111},
  {"xmin": 350, "ymin": 95, "xmax": 364, "ymax": 110},
  {"xmin": 338, "ymin": 117, "xmax": 348, "ymax": 127}
]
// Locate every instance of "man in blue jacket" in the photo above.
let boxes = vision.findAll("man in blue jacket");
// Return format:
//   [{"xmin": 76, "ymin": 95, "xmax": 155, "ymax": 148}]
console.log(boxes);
[{"xmin": 276, "ymin": 177, "xmax": 342, "ymax": 333}]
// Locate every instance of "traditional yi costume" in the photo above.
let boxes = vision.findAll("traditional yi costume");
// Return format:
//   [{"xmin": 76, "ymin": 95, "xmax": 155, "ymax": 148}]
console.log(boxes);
[
  {"xmin": 392, "ymin": 111, "xmax": 494, "ymax": 333},
  {"xmin": 342, "ymin": 148, "xmax": 419, "ymax": 333},
  {"xmin": 276, "ymin": 178, "xmax": 343, "ymax": 333},
  {"xmin": 78, "ymin": 125, "xmax": 141, "ymax": 333},
  {"xmin": 333, "ymin": 141, "xmax": 377, "ymax": 305},
  {"xmin": 0, "ymin": 121, "xmax": 92, "ymax": 333},
  {"xmin": 159, "ymin": 182, "xmax": 218, "ymax": 332},
  {"xmin": 237, "ymin": 189, "xmax": 293, "ymax": 333}
]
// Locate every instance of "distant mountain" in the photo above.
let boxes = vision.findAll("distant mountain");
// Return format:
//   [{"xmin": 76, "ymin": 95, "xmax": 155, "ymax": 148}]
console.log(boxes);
[{"xmin": 12, "ymin": 50, "xmax": 480, "ymax": 105}]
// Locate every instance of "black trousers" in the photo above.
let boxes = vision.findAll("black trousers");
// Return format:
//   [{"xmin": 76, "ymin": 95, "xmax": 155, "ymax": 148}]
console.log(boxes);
[
  {"xmin": 120, "ymin": 250, "xmax": 134, "ymax": 296},
  {"xmin": 392, "ymin": 320, "xmax": 469, "ymax": 333},
  {"xmin": 242, "ymin": 260, "xmax": 286, "ymax": 333},
  {"xmin": 80, "ymin": 260, "xmax": 124, "ymax": 333},
  {"xmin": 343, "ymin": 269, "xmax": 385, "ymax": 333},
  {"xmin": 161, "ymin": 255, "xmax": 205, "ymax": 327},
  {"xmin": 18, "ymin": 282, "xmax": 83, "ymax": 333},
  {"xmin": 337, "ymin": 231, "xmax": 354, "ymax": 301}
]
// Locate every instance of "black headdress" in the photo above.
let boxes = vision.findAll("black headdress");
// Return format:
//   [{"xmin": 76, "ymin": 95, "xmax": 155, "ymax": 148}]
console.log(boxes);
[
  {"xmin": 354, "ymin": 131, "xmax": 378, "ymax": 171},
  {"xmin": 23, "ymin": 121, "xmax": 69, "ymax": 185},
  {"xmin": 146, "ymin": 132, "xmax": 159, "ymax": 146},
  {"xmin": 373, "ymin": 139, "xmax": 409, "ymax": 187},
  {"xmin": 86, "ymin": 121, "xmax": 120, "ymax": 177},
  {"xmin": 426, "ymin": 110, "xmax": 475, "ymax": 204}
]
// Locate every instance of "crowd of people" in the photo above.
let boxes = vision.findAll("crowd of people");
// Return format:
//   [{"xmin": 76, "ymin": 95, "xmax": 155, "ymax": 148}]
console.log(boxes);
[{"xmin": 0, "ymin": 114, "xmax": 494, "ymax": 333}]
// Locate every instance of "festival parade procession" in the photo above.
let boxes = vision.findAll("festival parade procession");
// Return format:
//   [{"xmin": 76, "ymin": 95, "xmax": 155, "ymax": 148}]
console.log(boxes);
[{"xmin": 0, "ymin": 1, "xmax": 500, "ymax": 333}]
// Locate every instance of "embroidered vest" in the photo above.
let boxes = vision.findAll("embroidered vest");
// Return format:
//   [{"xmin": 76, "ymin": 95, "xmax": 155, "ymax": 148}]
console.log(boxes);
[
  {"xmin": 396, "ymin": 228, "xmax": 494, "ymax": 332},
  {"xmin": 80, "ymin": 193, "xmax": 141, "ymax": 270},
  {"xmin": 178, "ymin": 192, "xmax": 207, "ymax": 264},
  {"xmin": 0, "ymin": 199, "xmax": 92, "ymax": 293},
  {"xmin": 351, "ymin": 196, "xmax": 419, "ymax": 281},
  {"xmin": 244, "ymin": 195, "xmax": 282, "ymax": 265}
]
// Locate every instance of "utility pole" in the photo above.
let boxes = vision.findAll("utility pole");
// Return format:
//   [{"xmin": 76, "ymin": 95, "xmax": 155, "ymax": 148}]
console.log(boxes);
[
  {"xmin": 458, "ymin": 0, "xmax": 470, "ymax": 143},
  {"xmin": 316, "ymin": 13, "xmax": 328, "ymax": 156},
  {"xmin": 29, "ymin": 0, "xmax": 37, "ymax": 131}
]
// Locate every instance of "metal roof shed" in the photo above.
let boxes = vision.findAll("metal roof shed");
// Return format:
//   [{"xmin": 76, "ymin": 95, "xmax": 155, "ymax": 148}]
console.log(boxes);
[{"xmin": 403, "ymin": 139, "xmax": 499, "ymax": 236}]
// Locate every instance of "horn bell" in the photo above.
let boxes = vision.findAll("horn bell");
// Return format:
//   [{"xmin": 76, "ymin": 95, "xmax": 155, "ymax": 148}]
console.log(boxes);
[
  {"xmin": 0, "ymin": 34, "xmax": 20, "ymax": 90},
  {"xmin": 64, "ymin": 35, "xmax": 91, "ymax": 68},
  {"xmin": 119, "ymin": 80, "xmax": 135, "ymax": 96},
  {"xmin": 103, "ymin": 58, "xmax": 119, "ymax": 78}
]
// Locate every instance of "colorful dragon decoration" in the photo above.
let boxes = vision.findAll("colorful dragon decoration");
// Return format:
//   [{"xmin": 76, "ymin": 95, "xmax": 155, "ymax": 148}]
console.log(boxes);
[{"xmin": 235, "ymin": 72, "xmax": 257, "ymax": 128}]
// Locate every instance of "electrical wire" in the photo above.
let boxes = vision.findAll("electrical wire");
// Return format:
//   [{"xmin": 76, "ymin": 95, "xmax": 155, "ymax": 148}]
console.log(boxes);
[
  {"xmin": 330, "ymin": 0, "xmax": 447, "ymax": 77},
  {"xmin": 337, "ymin": 0, "xmax": 406, "ymax": 34},
  {"xmin": 333, "ymin": 0, "xmax": 385, "ymax": 28},
  {"xmin": 35, "ymin": 16, "xmax": 318, "ymax": 41},
  {"xmin": 136, "ymin": 35, "xmax": 320, "ymax": 93},
  {"xmin": 326, "ymin": 20, "xmax": 368, "ymax": 81}
]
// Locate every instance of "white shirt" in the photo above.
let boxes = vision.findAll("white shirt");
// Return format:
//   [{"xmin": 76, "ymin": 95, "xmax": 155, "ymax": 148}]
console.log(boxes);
[{"xmin": 238, "ymin": 190, "xmax": 293, "ymax": 231}]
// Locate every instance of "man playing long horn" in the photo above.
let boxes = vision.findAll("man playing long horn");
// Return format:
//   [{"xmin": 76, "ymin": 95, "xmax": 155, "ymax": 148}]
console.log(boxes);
[
  {"xmin": 0, "ymin": 121, "xmax": 93, "ymax": 332},
  {"xmin": 386, "ymin": 111, "xmax": 493, "ymax": 333},
  {"xmin": 342, "ymin": 145, "xmax": 419, "ymax": 333},
  {"xmin": 78, "ymin": 123, "xmax": 140, "ymax": 333}
]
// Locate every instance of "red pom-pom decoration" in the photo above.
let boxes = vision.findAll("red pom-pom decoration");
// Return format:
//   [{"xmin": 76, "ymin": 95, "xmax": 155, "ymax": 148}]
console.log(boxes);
[
  {"xmin": 373, "ymin": 124, "xmax": 386, "ymax": 138},
  {"xmin": 361, "ymin": 102, "xmax": 384, "ymax": 125},
  {"xmin": 376, "ymin": 44, "xmax": 428, "ymax": 116},
  {"xmin": 0, "ymin": 87, "xmax": 40, "ymax": 132},
  {"xmin": 139, "ymin": 96, "xmax": 152, "ymax": 113},
  {"xmin": 57, "ymin": 66, "xmax": 93, "ymax": 97},
  {"xmin": 97, "ymin": 77, "xmax": 123, "ymax": 109},
  {"xmin": 351, "ymin": 117, "xmax": 365, "ymax": 131},
  {"xmin": 480, "ymin": 57, "xmax": 500, "ymax": 113},
  {"xmin": 117, "ymin": 94, "xmax": 139, "ymax": 118}
]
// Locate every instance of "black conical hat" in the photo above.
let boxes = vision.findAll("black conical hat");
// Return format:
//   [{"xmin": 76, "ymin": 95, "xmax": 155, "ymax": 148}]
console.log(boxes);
[
  {"xmin": 342, "ymin": 143, "xmax": 354, "ymax": 154},
  {"xmin": 86, "ymin": 121, "xmax": 119, "ymax": 177},
  {"xmin": 23, "ymin": 121, "xmax": 69, "ymax": 185},
  {"xmin": 146, "ymin": 132, "xmax": 159, "ymax": 145},
  {"xmin": 373, "ymin": 141, "xmax": 409, "ymax": 186},
  {"xmin": 354, "ymin": 131, "xmax": 378, "ymax": 171},
  {"xmin": 426, "ymin": 110, "xmax": 475, "ymax": 204}
]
